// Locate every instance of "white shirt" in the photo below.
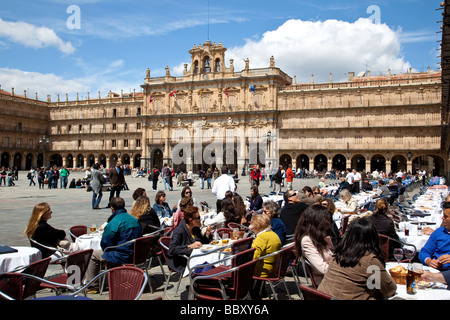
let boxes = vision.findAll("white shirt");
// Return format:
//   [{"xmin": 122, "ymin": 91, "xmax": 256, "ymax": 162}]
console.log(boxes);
[
  {"xmin": 212, "ymin": 174, "xmax": 236, "ymax": 200},
  {"xmin": 346, "ymin": 172, "xmax": 354, "ymax": 184}
]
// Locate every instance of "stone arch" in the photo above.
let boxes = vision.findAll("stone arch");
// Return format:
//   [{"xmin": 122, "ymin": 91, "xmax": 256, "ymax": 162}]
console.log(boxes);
[
  {"xmin": 371, "ymin": 154, "xmax": 386, "ymax": 172},
  {"xmin": 351, "ymin": 154, "xmax": 366, "ymax": 172},
  {"xmin": 280, "ymin": 154, "xmax": 292, "ymax": 169},
  {"xmin": 296, "ymin": 154, "xmax": 310, "ymax": 171},
  {"xmin": 314, "ymin": 154, "xmax": 327, "ymax": 172},
  {"xmin": 332, "ymin": 154, "xmax": 346, "ymax": 172},
  {"xmin": 391, "ymin": 155, "xmax": 407, "ymax": 173}
]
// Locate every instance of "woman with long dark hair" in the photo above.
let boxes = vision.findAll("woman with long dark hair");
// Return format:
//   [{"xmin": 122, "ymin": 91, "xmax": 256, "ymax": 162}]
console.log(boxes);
[
  {"xmin": 318, "ymin": 217, "xmax": 397, "ymax": 300},
  {"xmin": 294, "ymin": 204, "xmax": 333, "ymax": 286},
  {"xmin": 249, "ymin": 186, "xmax": 263, "ymax": 213}
]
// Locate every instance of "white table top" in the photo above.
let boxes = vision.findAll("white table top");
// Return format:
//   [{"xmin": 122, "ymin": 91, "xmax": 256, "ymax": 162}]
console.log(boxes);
[
  {"xmin": 0, "ymin": 246, "xmax": 42, "ymax": 275},
  {"xmin": 75, "ymin": 234, "xmax": 102, "ymax": 251},
  {"xmin": 386, "ymin": 262, "xmax": 450, "ymax": 300},
  {"xmin": 183, "ymin": 243, "xmax": 233, "ymax": 277}
]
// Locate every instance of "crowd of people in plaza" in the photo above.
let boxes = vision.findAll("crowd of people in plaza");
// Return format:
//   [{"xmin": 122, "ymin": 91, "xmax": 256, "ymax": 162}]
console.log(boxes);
[{"xmin": 5, "ymin": 158, "xmax": 450, "ymax": 300}]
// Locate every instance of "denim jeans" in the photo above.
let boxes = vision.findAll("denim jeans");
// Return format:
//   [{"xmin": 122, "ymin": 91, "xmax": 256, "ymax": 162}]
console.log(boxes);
[
  {"xmin": 60, "ymin": 176, "xmax": 68, "ymax": 189},
  {"xmin": 92, "ymin": 189, "xmax": 102, "ymax": 208},
  {"xmin": 163, "ymin": 177, "xmax": 170, "ymax": 190}
]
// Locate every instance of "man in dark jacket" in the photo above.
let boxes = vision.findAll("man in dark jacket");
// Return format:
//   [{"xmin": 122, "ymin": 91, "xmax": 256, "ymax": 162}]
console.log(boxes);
[
  {"xmin": 273, "ymin": 165, "xmax": 283, "ymax": 194},
  {"xmin": 107, "ymin": 161, "xmax": 124, "ymax": 208},
  {"xmin": 280, "ymin": 190, "xmax": 309, "ymax": 236}
]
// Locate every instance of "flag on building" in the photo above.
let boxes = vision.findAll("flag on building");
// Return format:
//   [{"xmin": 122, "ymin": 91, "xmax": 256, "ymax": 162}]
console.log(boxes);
[
  {"xmin": 169, "ymin": 90, "xmax": 176, "ymax": 97},
  {"xmin": 250, "ymin": 86, "xmax": 255, "ymax": 93},
  {"xmin": 149, "ymin": 94, "xmax": 153, "ymax": 103},
  {"xmin": 199, "ymin": 89, "xmax": 203, "ymax": 96},
  {"xmin": 224, "ymin": 88, "xmax": 229, "ymax": 97}
]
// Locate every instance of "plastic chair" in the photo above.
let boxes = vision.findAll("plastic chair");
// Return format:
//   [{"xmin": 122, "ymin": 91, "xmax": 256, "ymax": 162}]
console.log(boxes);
[
  {"xmin": 230, "ymin": 237, "xmax": 253, "ymax": 254},
  {"xmin": 124, "ymin": 235, "xmax": 157, "ymax": 294},
  {"xmin": 15, "ymin": 257, "xmax": 52, "ymax": 299},
  {"xmin": 28, "ymin": 237, "xmax": 66, "ymax": 261},
  {"xmin": 303, "ymin": 258, "xmax": 318, "ymax": 289},
  {"xmin": 39, "ymin": 249, "xmax": 93, "ymax": 295},
  {"xmin": 217, "ymin": 228, "xmax": 233, "ymax": 239},
  {"xmin": 253, "ymin": 243, "xmax": 295, "ymax": 300},
  {"xmin": 190, "ymin": 258, "xmax": 258, "ymax": 300},
  {"xmin": 69, "ymin": 225, "xmax": 87, "ymax": 242},
  {"xmin": 0, "ymin": 272, "xmax": 75, "ymax": 300},
  {"xmin": 88, "ymin": 266, "xmax": 147, "ymax": 300},
  {"xmin": 299, "ymin": 284, "xmax": 334, "ymax": 300},
  {"xmin": 158, "ymin": 236, "xmax": 186, "ymax": 298},
  {"xmin": 188, "ymin": 247, "xmax": 256, "ymax": 298}
]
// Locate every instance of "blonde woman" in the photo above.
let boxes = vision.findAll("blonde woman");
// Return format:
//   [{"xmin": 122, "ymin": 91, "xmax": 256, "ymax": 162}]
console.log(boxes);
[
  {"xmin": 249, "ymin": 213, "xmax": 282, "ymax": 299},
  {"xmin": 337, "ymin": 189, "xmax": 360, "ymax": 215},
  {"xmin": 24, "ymin": 202, "xmax": 68, "ymax": 258},
  {"xmin": 130, "ymin": 196, "xmax": 160, "ymax": 234}
]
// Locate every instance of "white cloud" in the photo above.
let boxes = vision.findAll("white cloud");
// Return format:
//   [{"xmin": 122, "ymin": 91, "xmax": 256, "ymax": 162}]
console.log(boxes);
[
  {"xmin": 225, "ymin": 18, "xmax": 413, "ymax": 83},
  {"xmin": 0, "ymin": 68, "xmax": 88, "ymax": 99},
  {"xmin": 0, "ymin": 18, "xmax": 75, "ymax": 54}
]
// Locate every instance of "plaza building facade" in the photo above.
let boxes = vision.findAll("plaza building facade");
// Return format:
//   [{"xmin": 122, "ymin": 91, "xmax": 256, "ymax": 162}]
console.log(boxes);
[{"xmin": 0, "ymin": 41, "xmax": 448, "ymax": 177}]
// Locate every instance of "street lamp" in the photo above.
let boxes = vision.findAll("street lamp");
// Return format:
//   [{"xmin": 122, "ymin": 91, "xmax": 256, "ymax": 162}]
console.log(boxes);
[
  {"xmin": 39, "ymin": 135, "xmax": 50, "ymax": 168},
  {"xmin": 263, "ymin": 130, "xmax": 276, "ymax": 169}
]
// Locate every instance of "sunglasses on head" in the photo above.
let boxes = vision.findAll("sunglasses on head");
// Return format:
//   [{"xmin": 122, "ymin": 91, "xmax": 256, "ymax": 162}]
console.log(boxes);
[{"xmin": 289, "ymin": 192, "xmax": 297, "ymax": 198}]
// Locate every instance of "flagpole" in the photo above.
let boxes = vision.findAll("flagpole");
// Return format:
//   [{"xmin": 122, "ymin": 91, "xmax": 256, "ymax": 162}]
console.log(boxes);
[{"xmin": 207, "ymin": 0, "xmax": 210, "ymax": 41}]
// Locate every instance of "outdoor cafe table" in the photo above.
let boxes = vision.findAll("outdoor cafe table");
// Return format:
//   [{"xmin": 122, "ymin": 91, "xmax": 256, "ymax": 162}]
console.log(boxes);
[
  {"xmin": 0, "ymin": 246, "xmax": 42, "ymax": 275},
  {"xmin": 386, "ymin": 262, "xmax": 450, "ymax": 300},
  {"xmin": 75, "ymin": 233, "xmax": 102, "ymax": 251},
  {"xmin": 183, "ymin": 241, "xmax": 233, "ymax": 277}
]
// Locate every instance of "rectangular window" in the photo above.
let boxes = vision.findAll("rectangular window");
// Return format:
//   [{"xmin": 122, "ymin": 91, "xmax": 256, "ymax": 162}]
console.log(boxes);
[
  {"xmin": 136, "ymin": 123, "xmax": 141, "ymax": 130},
  {"xmin": 137, "ymin": 107, "xmax": 141, "ymax": 116},
  {"xmin": 112, "ymin": 139, "xmax": 117, "ymax": 148},
  {"xmin": 79, "ymin": 124, "xmax": 82, "ymax": 133},
  {"xmin": 124, "ymin": 139, "xmax": 129, "ymax": 148},
  {"xmin": 112, "ymin": 123, "xmax": 117, "ymax": 131},
  {"xmin": 68, "ymin": 125, "xmax": 72, "ymax": 132},
  {"xmin": 78, "ymin": 140, "xmax": 82, "ymax": 148},
  {"xmin": 17, "ymin": 122, "xmax": 22, "ymax": 132},
  {"xmin": 113, "ymin": 109, "xmax": 117, "ymax": 118},
  {"xmin": 125, "ymin": 108, "xmax": 129, "ymax": 116},
  {"xmin": 136, "ymin": 139, "xmax": 141, "ymax": 147},
  {"xmin": 124, "ymin": 123, "xmax": 128, "ymax": 132}
]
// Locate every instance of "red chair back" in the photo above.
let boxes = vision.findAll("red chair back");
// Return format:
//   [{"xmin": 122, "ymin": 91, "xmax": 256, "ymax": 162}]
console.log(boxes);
[
  {"xmin": 231, "ymin": 237, "xmax": 253, "ymax": 255},
  {"xmin": 232, "ymin": 259, "xmax": 258, "ymax": 300},
  {"xmin": 107, "ymin": 266, "xmax": 146, "ymax": 300},
  {"xmin": 132, "ymin": 236, "xmax": 155, "ymax": 265},
  {"xmin": 217, "ymin": 228, "xmax": 233, "ymax": 239},
  {"xmin": 22, "ymin": 257, "xmax": 51, "ymax": 299},
  {"xmin": 0, "ymin": 273, "xmax": 23, "ymax": 300},
  {"xmin": 303, "ymin": 258, "xmax": 318, "ymax": 289},
  {"xmin": 299, "ymin": 284, "xmax": 334, "ymax": 300},
  {"xmin": 69, "ymin": 225, "xmax": 88, "ymax": 242},
  {"xmin": 66, "ymin": 249, "xmax": 93, "ymax": 285},
  {"xmin": 158, "ymin": 236, "xmax": 171, "ymax": 265},
  {"xmin": 276, "ymin": 244, "xmax": 295, "ymax": 279}
]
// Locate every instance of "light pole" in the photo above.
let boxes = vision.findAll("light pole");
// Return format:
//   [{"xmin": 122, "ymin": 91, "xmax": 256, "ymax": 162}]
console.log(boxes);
[
  {"xmin": 263, "ymin": 130, "xmax": 276, "ymax": 169},
  {"xmin": 39, "ymin": 135, "xmax": 50, "ymax": 168}
]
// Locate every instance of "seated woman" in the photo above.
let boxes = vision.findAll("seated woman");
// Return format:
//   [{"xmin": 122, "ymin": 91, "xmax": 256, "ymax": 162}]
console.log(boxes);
[
  {"xmin": 153, "ymin": 191, "xmax": 174, "ymax": 226},
  {"xmin": 233, "ymin": 193, "xmax": 249, "ymax": 226},
  {"xmin": 129, "ymin": 196, "xmax": 161, "ymax": 234},
  {"xmin": 337, "ymin": 189, "xmax": 360, "ymax": 215},
  {"xmin": 262, "ymin": 200, "xmax": 286, "ymax": 245},
  {"xmin": 294, "ymin": 204, "xmax": 334, "ymax": 286},
  {"xmin": 204, "ymin": 197, "xmax": 236, "ymax": 229},
  {"xmin": 319, "ymin": 199, "xmax": 341, "ymax": 247},
  {"xmin": 24, "ymin": 202, "xmax": 71, "ymax": 259},
  {"xmin": 318, "ymin": 217, "xmax": 397, "ymax": 300},
  {"xmin": 172, "ymin": 196, "xmax": 194, "ymax": 231},
  {"xmin": 387, "ymin": 180, "xmax": 400, "ymax": 205},
  {"xmin": 249, "ymin": 214, "xmax": 282, "ymax": 299},
  {"xmin": 249, "ymin": 186, "xmax": 263, "ymax": 213},
  {"xmin": 167, "ymin": 206, "xmax": 213, "ymax": 274}
]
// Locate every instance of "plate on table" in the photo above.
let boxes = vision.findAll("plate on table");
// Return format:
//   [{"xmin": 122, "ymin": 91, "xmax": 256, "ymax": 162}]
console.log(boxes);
[
  {"xmin": 410, "ymin": 221, "xmax": 436, "ymax": 225},
  {"xmin": 200, "ymin": 245, "xmax": 216, "ymax": 252}
]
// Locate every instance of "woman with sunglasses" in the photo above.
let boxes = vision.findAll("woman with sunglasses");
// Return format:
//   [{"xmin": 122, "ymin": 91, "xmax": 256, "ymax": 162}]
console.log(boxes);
[
  {"xmin": 177, "ymin": 186, "xmax": 197, "ymax": 208},
  {"xmin": 167, "ymin": 206, "xmax": 214, "ymax": 274}
]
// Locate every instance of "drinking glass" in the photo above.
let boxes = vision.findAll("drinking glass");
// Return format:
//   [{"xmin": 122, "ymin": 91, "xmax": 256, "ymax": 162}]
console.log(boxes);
[
  {"xmin": 90, "ymin": 224, "xmax": 97, "ymax": 234},
  {"xmin": 232, "ymin": 228, "xmax": 239, "ymax": 240},
  {"xmin": 393, "ymin": 248, "xmax": 404, "ymax": 263},
  {"xmin": 404, "ymin": 246, "xmax": 416, "ymax": 268}
]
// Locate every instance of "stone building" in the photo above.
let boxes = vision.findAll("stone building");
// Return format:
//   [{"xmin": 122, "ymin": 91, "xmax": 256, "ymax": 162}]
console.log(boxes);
[{"xmin": 0, "ymin": 41, "xmax": 448, "ymax": 177}]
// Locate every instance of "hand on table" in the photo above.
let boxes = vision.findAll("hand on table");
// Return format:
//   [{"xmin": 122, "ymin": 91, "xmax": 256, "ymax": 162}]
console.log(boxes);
[
  {"xmin": 189, "ymin": 241, "xmax": 203, "ymax": 250},
  {"xmin": 426, "ymin": 258, "xmax": 441, "ymax": 269},
  {"xmin": 421, "ymin": 270, "xmax": 445, "ymax": 284},
  {"xmin": 437, "ymin": 254, "xmax": 450, "ymax": 266}
]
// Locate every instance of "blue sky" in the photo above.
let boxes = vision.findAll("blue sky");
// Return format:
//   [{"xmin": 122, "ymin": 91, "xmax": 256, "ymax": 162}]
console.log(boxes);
[{"xmin": 0, "ymin": 0, "xmax": 442, "ymax": 100}]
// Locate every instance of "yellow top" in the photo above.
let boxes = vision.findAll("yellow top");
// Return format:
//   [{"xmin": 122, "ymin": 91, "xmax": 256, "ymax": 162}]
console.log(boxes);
[{"xmin": 252, "ymin": 230, "xmax": 282, "ymax": 277}]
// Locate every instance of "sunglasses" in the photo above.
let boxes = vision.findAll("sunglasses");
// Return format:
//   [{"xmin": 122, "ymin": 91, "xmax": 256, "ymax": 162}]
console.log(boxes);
[
  {"xmin": 185, "ymin": 191, "xmax": 192, "ymax": 194},
  {"xmin": 289, "ymin": 192, "xmax": 297, "ymax": 198}
]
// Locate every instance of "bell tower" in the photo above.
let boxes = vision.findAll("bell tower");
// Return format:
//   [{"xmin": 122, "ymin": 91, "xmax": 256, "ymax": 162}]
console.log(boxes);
[{"xmin": 187, "ymin": 41, "xmax": 227, "ymax": 76}]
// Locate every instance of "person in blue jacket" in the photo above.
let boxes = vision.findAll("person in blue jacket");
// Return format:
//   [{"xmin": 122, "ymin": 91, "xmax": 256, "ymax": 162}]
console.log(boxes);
[
  {"xmin": 419, "ymin": 202, "xmax": 450, "ymax": 270},
  {"xmin": 85, "ymin": 197, "xmax": 142, "ymax": 291},
  {"xmin": 262, "ymin": 200, "xmax": 287, "ymax": 245}
]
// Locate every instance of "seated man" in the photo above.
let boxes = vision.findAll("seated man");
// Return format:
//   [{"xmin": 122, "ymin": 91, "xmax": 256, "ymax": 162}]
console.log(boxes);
[
  {"xmin": 373, "ymin": 180, "xmax": 390, "ymax": 198},
  {"xmin": 419, "ymin": 202, "xmax": 450, "ymax": 271},
  {"xmin": 280, "ymin": 190, "xmax": 309, "ymax": 236},
  {"xmin": 361, "ymin": 178, "xmax": 373, "ymax": 191},
  {"xmin": 85, "ymin": 197, "xmax": 142, "ymax": 290}
]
